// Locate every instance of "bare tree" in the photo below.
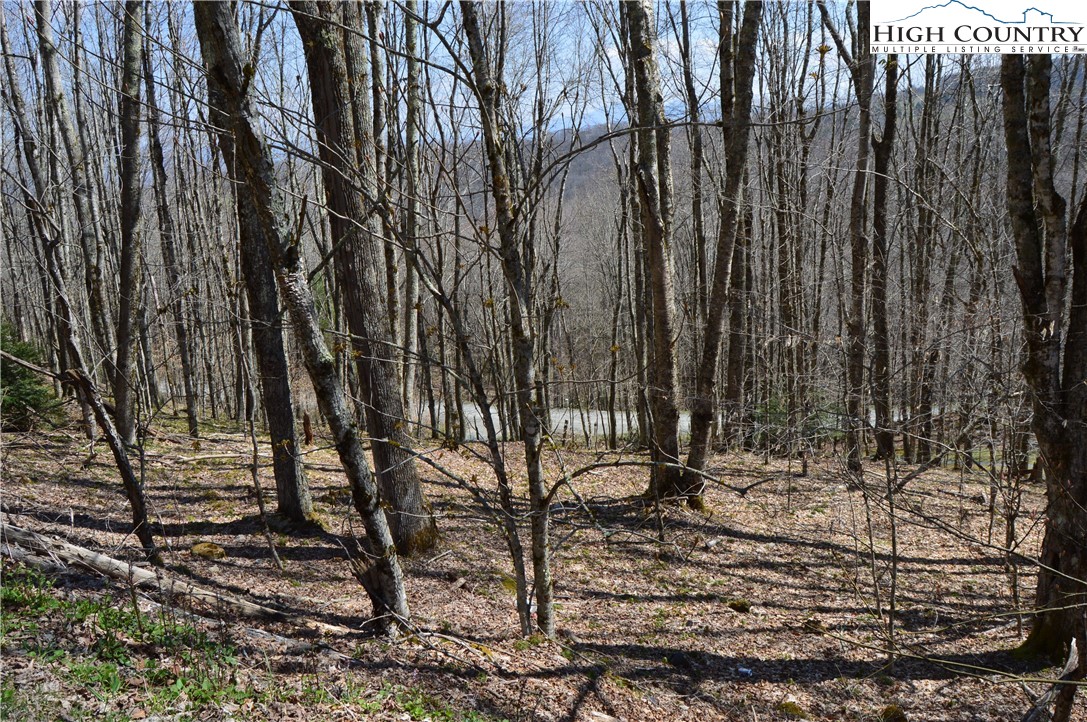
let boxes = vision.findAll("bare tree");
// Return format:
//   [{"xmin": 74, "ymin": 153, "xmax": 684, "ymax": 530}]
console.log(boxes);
[
  {"xmin": 112, "ymin": 0, "xmax": 144, "ymax": 446},
  {"xmin": 11, "ymin": 2, "xmax": 158, "ymax": 561},
  {"xmin": 817, "ymin": 0, "xmax": 872, "ymax": 472},
  {"xmin": 289, "ymin": 0, "xmax": 437, "ymax": 555},
  {"xmin": 1001, "ymin": 53, "xmax": 1086, "ymax": 720},
  {"xmin": 33, "ymin": 0, "xmax": 115, "ymax": 392},
  {"xmin": 459, "ymin": 0, "xmax": 554, "ymax": 636},
  {"xmin": 402, "ymin": 0, "xmax": 422, "ymax": 422},
  {"xmin": 871, "ymin": 54, "xmax": 899, "ymax": 461},
  {"xmin": 201, "ymin": 27, "xmax": 312, "ymax": 523},
  {"xmin": 142, "ymin": 7, "xmax": 199, "ymax": 438},
  {"xmin": 193, "ymin": 1, "xmax": 408, "ymax": 625},
  {"xmin": 902, "ymin": 56, "xmax": 943, "ymax": 465},
  {"xmin": 624, "ymin": 0, "xmax": 683, "ymax": 501},
  {"xmin": 683, "ymin": 0, "xmax": 762, "ymax": 505}
]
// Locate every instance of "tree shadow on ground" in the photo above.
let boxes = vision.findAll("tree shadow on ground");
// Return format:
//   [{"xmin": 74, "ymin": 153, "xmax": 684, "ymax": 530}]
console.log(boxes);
[
  {"xmin": 575, "ymin": 495, "xmax": 1021, "ymax": 570},
  {"xmin": 566, "ymin": 638, "xmax": 1054, "ymax": 691}
]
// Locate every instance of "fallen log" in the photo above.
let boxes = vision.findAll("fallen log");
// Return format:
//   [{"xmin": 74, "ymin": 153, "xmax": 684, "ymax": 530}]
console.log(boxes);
[
  {"xmin": 0, "ymin": 520, "xmax": 350, "ymax": 637},
  {"xmin": 1, "ymin": 520, "xmax": 546, "ymax": 676}
]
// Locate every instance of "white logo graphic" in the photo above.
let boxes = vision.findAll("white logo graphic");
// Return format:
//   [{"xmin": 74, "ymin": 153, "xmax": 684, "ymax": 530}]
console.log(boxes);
[{"xmin": 870, "ymin": 0, "xmax": 1087, "ymax": 54}]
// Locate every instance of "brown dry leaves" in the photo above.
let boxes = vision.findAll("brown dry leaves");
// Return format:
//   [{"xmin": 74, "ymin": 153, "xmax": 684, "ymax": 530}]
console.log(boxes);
[{"xmin": 1, "ymin": 427, "xmax": 1081, "ymax": 721}]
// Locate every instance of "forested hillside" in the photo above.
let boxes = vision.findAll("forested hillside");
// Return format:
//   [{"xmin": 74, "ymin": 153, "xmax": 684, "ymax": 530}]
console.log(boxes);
[{"xmin": 1, "ymin": 2, "xmax": 1084, "ymax": 720}]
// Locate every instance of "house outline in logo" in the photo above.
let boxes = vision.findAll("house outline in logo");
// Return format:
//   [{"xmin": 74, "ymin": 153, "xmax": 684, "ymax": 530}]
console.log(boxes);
[{"xmin": 890, "ymin": 1, "xmax": 1074, "ymax": 25}]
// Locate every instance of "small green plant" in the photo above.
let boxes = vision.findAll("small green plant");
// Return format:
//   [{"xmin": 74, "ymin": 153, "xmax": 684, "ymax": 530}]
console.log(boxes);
[
  {"xmin": 67, "ymin": 660, "xmax": 124, "ymax": 700},
  {"xmin": 28, "ymin": 648, "xmax": 67, "ymax": 663},
  {"xmin": 605, "ymin": 670, "xmax": 632, "ymax": 689},
  {"xmin": 399, "ymin": 688, "xmax": 432, "ymax": 720},
  {"xmin": 727, "ymin": 598, "xmax": 752, "ymax": 613},
  {"xmin": 147, "ymin": 654, "xmax": 249, "ymax": 713},
  {"xmin": 298, "ymin": 678, "xmax": 334, "ymax": 705},
  {"xmin": 513, "ymin": 634, "xmax": 547, "ymax": 651},
  {"xmin": 143, "ymin": 658, "xmax": 175, "ymax": 687},
  {"xmin": 776, "ymin": 699, "xmax": 809, "ymax": 719},
  {"xmin": 1, "ymin": 564, "xmax": 61, "ymax": 616},
  {"xmin": 394, "ymin": 685, "xmax": 494, "ymax": 721},
  {"xmin": 880, "ymin": 704, "xmax": 908, "ymax": 722},
  {"xmin": 652, "ymin": 608, "xmax": 669, "ymax": 631},
  {"xmin": 0, "ymin": 323, "xmax": 60, "ymax": 431},
  {"xmin": 1, "ymin": 564, "xmax": 63, "ymax": 644},
  {"xmin": 294, "ymin": 674, "xmax": 377, "ymax": 707},
  {"xmin": 92, "ymin": 631, "xmax": 130, "ymax": 664},
  {"xmin": 0, "ymin": 560, "xmax": 263, "ymax": 719}
]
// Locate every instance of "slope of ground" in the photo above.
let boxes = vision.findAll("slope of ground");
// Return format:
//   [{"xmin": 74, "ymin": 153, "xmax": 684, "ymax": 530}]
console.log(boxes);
[{"xmin": 0, "ymin": 424, "xmax": 1078, "ymax": 721}]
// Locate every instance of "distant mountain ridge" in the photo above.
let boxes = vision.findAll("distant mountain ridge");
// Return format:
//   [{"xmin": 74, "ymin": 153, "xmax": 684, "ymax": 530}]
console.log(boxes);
[{"xmin": 890, "ymin": 0, "xmax": 1074, "ymax": 25}]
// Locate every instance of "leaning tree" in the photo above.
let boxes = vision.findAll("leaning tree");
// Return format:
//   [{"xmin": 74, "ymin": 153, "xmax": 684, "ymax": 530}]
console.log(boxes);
[{"xmin": 193, "ymin": 1, "xmax": 410, "ymax": 627}]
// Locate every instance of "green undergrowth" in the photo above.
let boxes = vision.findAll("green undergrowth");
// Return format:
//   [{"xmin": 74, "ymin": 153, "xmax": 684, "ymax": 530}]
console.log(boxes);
[
  {"xmin": 0, "ymin": 323, "xmax": 62, "ymax": 431},
  {"xmin": 0, "ymin": 561, "xmax": 505, "ymax": 721},
  {"xmin": 2, "ymin": 562, "xmax": 245, "ymax": 719}
]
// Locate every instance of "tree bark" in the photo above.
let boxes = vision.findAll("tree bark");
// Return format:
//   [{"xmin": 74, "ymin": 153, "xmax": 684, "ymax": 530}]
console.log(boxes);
[
  {"xmin": 613, "ymin": 3, "xmax": 650, "ymax": 451},
  {"xmin": 683, "ymin": 1, "xmax": 762, "ymax": 504},
  {"xmin": 676, "ymin": 2, "xmax": 708, "ymax": 337},
  {"xmin": 1001, "ymin": 55, "xmax": 1087, "ymax": 719},
  {"xmin": 905, "ymin": 57, "xmax": 941, "ymax": 465},
  {"xmin": 818, "ymin": 1, "xmax": 872, "ymax": 473},
  {"xmin": 193, "ymin": 1, "xmax": 408, "ymax": 625},
  {"xmin": 47, "ymin": 200, "xmax": 158, "ymax": 562},
  {"xmin": 34, "ymin": 0, "xmax": 115, "ymax": 389},
  {"xmin": 722, "ymin": 199, "xmax": 752, "ymax": 446},
  {"xmin": 114, "ymin": 0, "xmax": 144, "ymax": 446},
  {"xmin": 871, "ymin": 55, "xmax": 899, "ymax": 461},
  {"xmin": 402, "ymin": 0, "xmax": 422, "ymax": 421},
  {"xmin": 2, "ymin": 521, "xmax": 283, "ymax": 621},
  {"xmin": 362, "ymin": 1, "xmax": 400, "ymax": 353},
  {"xmin": 8, "ymin": 8, "xmax": 156, "ymax": 560},
  {"xmin": 624, "ymin": 0, "xmax": 685, "ymax": 500},
  {"xmin": 460, "ymin": 0, "xmax": 554, "ymax": 636},
  {"xmin": 143, "ymin": 15, "xmax": 199, "ymax": 439},
  {"xmin": 206, "ymin": 82, "xmax": 312, "ymax": 524},
  {"xmin": 289, "ymin": 1, "xmax": 437, "ymax": 556}
]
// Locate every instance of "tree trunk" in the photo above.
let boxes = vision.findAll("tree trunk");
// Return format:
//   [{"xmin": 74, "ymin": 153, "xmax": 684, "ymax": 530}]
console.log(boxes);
[
  {"xmin": 290, "ymin": 1, "xmax": 437, "ymax": 555},
  {"xmin": 0, "ymin": 11, "xmax": 68, "ymax": 394},
  {"xmin": 364, "ymin": 1, "xmax": 401, "ymax": 354},
  {"xmin": 34, "ymin": 0, "xmax": 115, "ymax": 390},
  {"xmin": 194, "ymin": 1, "xmax": 409, "ymax": 626},
  {"xmin": 818, "ymin": 1, "xmax": 872, "ymax": 473},
  {"xmin": 143, "ymin": 16, "xmax": 199, "ymax": 438},
  {"xmin": 402, "ymin": 0, "xmax": 422, "ymax": 422},
  {"xmin": 906, "ymin": 57, "xmax": 941, "ymax": 466},
  {"xmin": 871, "ymin": 55, "xmax": 899, "ymax": 461},
  {"xmin": 9, "ymin": 8, "xmax": 156, "ymax": 559},
  {"xmin": 113, "ymin": 0, "xmax": 145, "ymax": 446},
  {"xmin": 624, "ymin": 0, "xmax": 686, "ymax": 501},
  {"xmin": 683, "ymin": 1, "xmax": 762, "ymax": 504},
  {"xmin": 722, "ymin": 200, "xmax": 752, "ymax": 446},
  {"xmin": 206, "ymin": 87, "xmax": 312, "ymax": 524},
  {"xmin": 460, "ymin": 0, "xmax": 553, "ymax": 636},
  {"xmin": 676, "ymin": 2, "xmax": 708, "ymax": 339},
  {"xmin": 1001, "ymin": 55, "xmax": 1087, "ymax": 718}
]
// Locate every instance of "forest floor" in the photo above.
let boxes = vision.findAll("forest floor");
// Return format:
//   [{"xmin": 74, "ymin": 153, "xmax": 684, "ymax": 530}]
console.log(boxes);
[{"xmin": 0, "ymin": 422, "xmax": 1080, "ymax": 722}]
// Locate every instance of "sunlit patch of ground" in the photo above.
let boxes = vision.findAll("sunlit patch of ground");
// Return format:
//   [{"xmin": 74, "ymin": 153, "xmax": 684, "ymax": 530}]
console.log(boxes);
[{"xmin": 1, "ymin": 425, "xmax": 1076, "ymax": 721}]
